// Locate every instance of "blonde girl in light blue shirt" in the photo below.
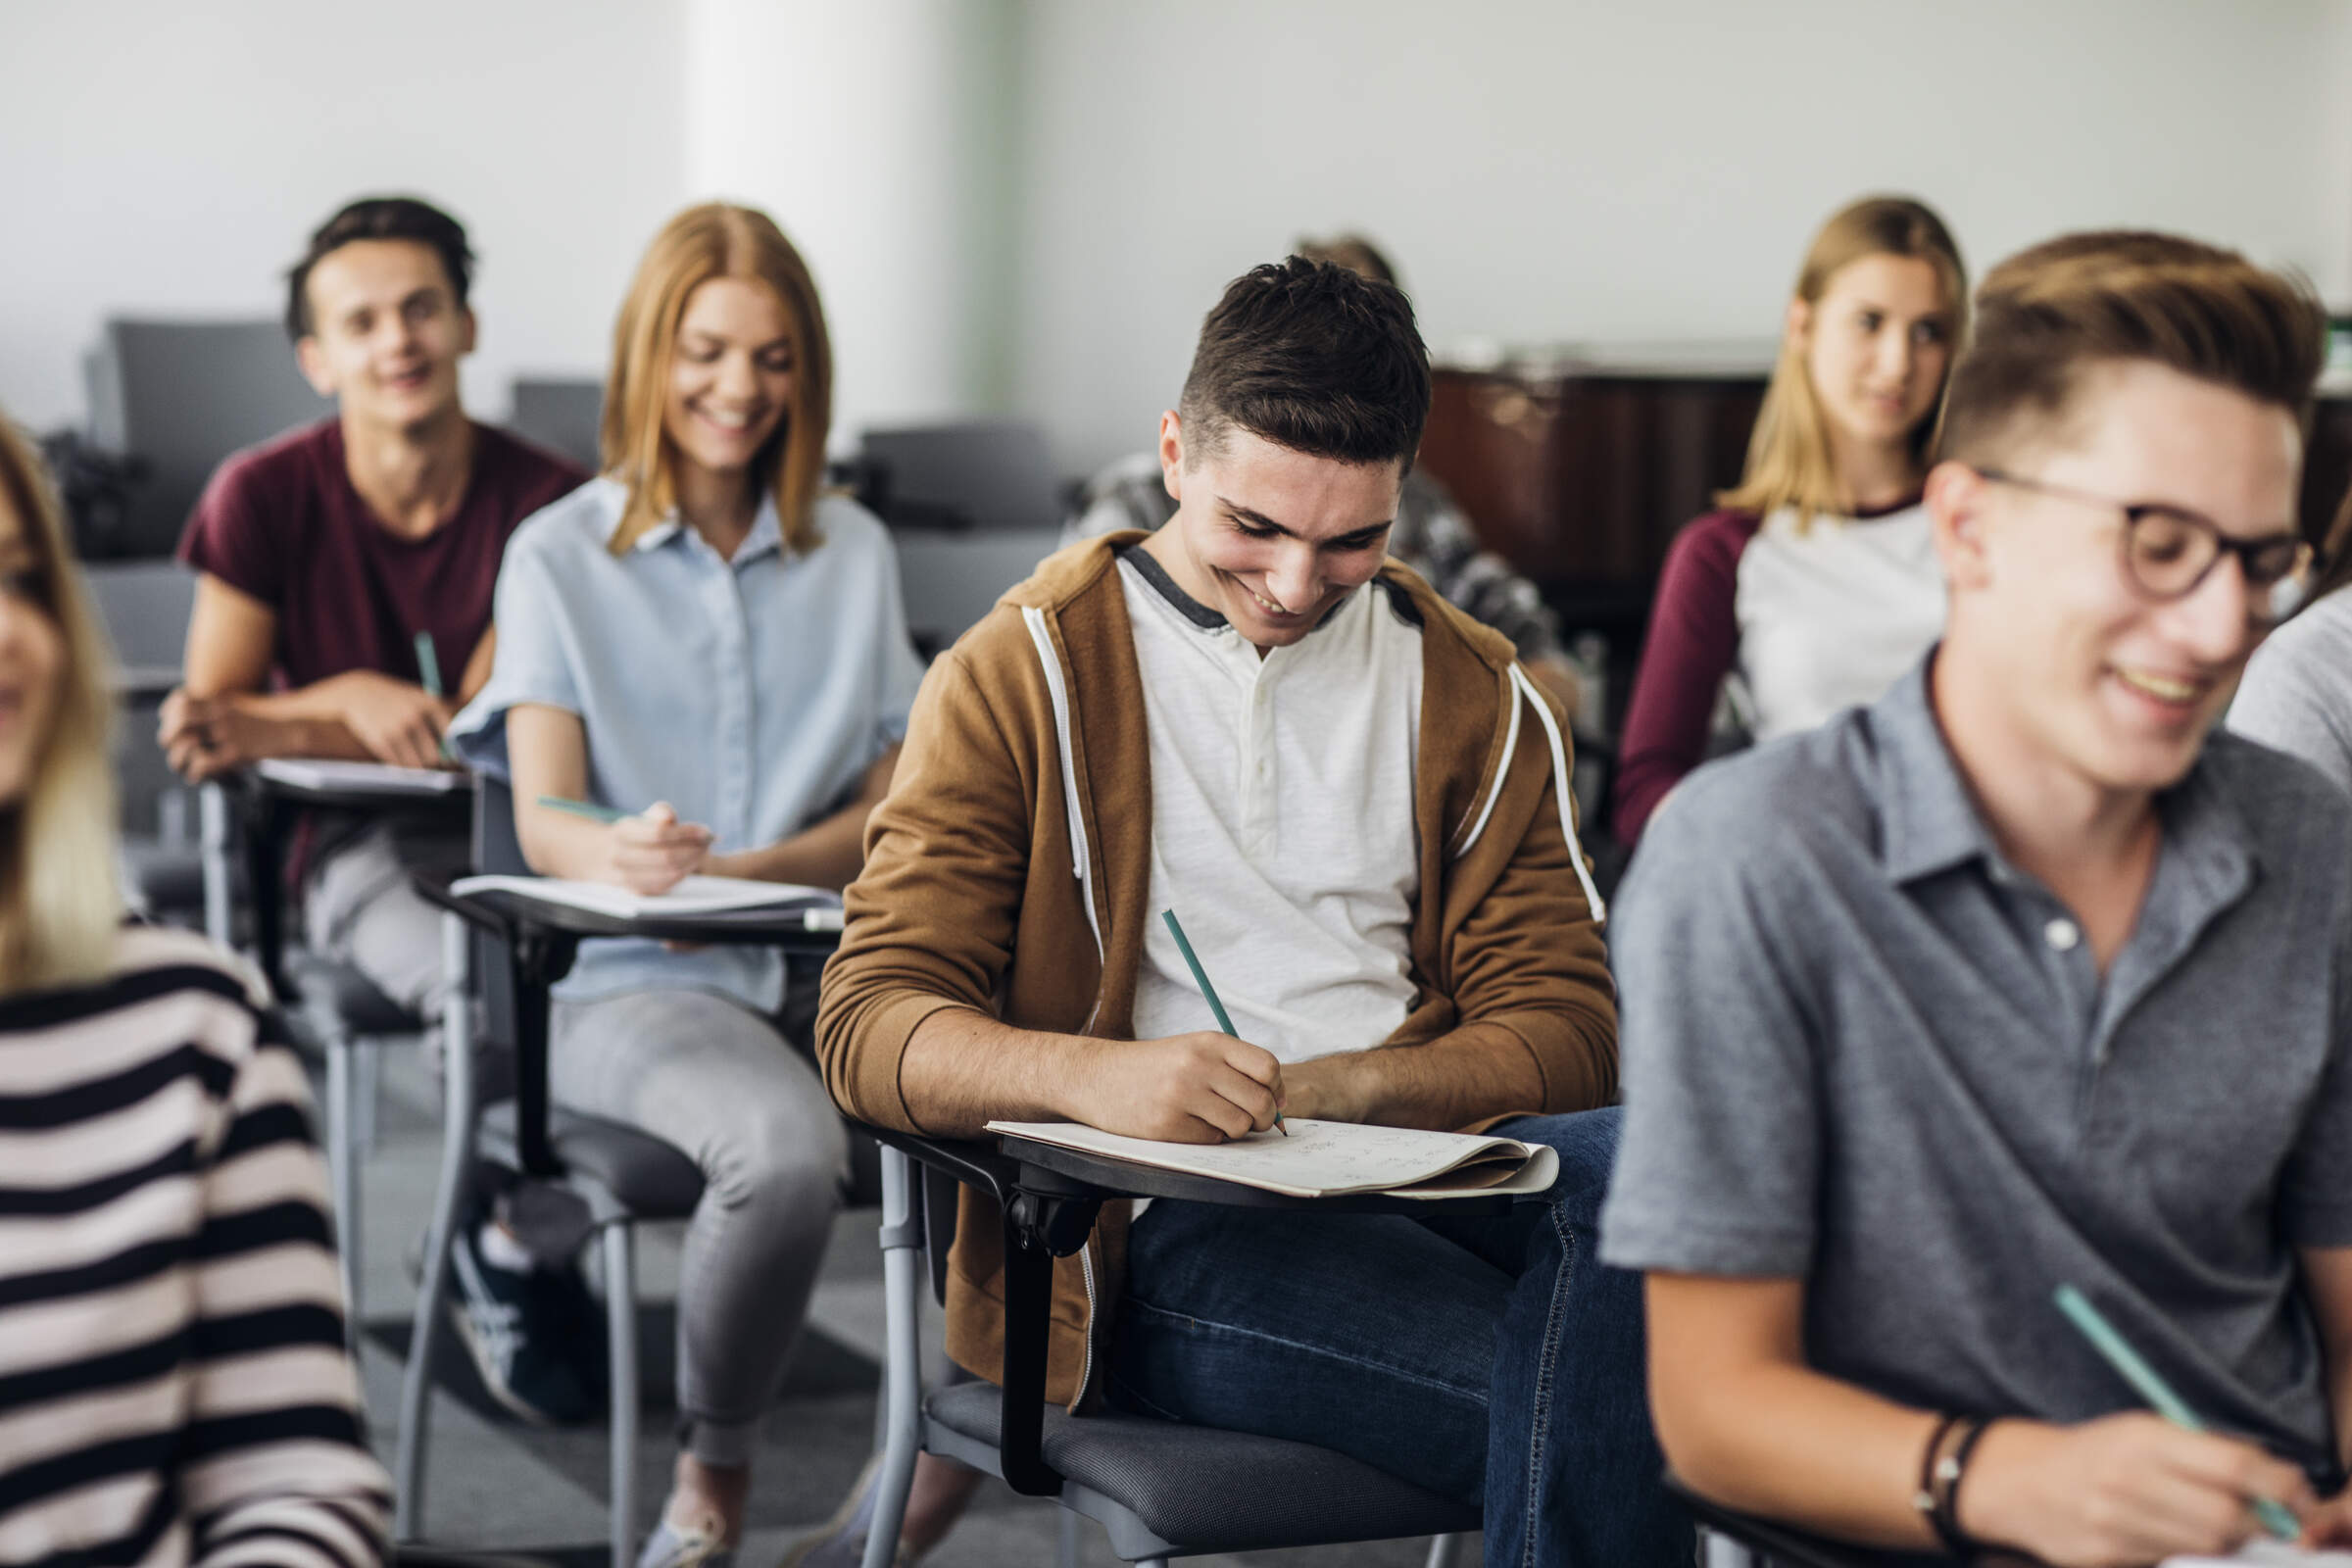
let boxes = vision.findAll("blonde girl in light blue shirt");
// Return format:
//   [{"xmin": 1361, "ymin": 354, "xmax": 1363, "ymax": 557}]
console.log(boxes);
[{"xmin": 452, "ymin": 204, "xmax": 921, "ymax": 1568}]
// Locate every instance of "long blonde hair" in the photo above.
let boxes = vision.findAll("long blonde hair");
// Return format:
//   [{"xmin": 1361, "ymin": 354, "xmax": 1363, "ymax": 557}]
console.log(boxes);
[
  {"xmin": 0, "ymin": 417, "xmax": 122, "ymax": 992},
  {"xmin": 600, "ymin": 203, "xmax": 834, "ymax": 556},
  {"xmin": 1718, "ymin": 195, "xmax": 1967, "ymax": 526}
]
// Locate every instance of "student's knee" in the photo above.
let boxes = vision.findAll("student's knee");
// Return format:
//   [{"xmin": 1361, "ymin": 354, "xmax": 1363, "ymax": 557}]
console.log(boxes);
[
  {"xmin": 706, "ymin": 1098, "xmax": 849, "ymax": 1217},
  {"xmin": 1502, "ymin": 1105, "xmax": 1623, "ymax": 1210}
]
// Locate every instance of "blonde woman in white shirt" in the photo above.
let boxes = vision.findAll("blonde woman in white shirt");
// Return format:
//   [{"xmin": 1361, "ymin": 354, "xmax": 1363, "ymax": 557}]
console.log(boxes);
[{"xmin": 1613, "ymin": 194, "xmax": 1968, "ymax": 846}]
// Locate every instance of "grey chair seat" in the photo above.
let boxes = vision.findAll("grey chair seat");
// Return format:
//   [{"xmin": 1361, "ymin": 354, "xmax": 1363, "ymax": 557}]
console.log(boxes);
[
  {"xmin": 286, "ymin": 951, "xmax": 423, "ymax": 1037},
  {"xmin": 480, "ymin": 1102, "xmax": 704, "ymax": 1218},
  {"xmin": 121, "ymin": 837, "xmax": 220, "ymax": 919},
  {"xmin": 923, "ymin": 1380, "xmax": 1480, "ymax": 1555}
]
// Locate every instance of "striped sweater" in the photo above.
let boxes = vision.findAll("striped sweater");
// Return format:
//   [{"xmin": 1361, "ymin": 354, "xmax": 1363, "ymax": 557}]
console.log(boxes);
[{"xmin": 0, "ymin": 925, "xmax": 388, "ymax": 1568}]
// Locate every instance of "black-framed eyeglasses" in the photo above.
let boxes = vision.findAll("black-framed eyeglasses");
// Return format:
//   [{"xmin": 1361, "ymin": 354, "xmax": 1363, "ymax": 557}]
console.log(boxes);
[{"xmin": 1974, "ymin": 467, "xmax": 2313, "ymax": 620}]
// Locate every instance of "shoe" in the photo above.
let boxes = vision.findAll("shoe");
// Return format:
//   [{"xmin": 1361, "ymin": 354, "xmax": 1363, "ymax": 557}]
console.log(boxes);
[
  {"xmin": 639, "ymin": 1510, "xmax": 735, "ymax": 1568},
  {"xmin": 777, "ymin": 1454, "xmax": 914, "ymax": 1568},
  {"xmin": 444, "ymin": 1215, "xmax": 600, "ymax": 1425}
]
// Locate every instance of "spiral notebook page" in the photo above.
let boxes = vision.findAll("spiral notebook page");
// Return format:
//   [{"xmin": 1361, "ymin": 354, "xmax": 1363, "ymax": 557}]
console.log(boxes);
[{"xmin": 985, "ymin": 1118, "xmax": 1559, "ymax": 1200}]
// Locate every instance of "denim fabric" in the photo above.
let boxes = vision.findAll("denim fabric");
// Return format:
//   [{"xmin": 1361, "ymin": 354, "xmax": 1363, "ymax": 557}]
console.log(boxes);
[{"xmin": 1107, "ymin": 1107, "xmax": 1687, "ymax": 1566}]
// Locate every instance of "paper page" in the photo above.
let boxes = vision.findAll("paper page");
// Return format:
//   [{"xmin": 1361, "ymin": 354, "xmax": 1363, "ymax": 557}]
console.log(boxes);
[
  {"xmin": 2165, "ymin": 1544, "xmax": 2352, "ymax": 1565},
  {"xmin": 449, "ymin": 873, "xmax": 840, "ymax": 919},
  {"xmin": 984, "ymin": 1118, "xmax": 1542, "ymax": 1200},
  {"xmin": 255, "ymin": 759, "xmax": 465, "ymax": 794}
]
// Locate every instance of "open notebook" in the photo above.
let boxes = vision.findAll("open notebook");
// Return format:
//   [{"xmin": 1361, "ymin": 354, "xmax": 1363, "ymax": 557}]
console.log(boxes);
[
  {"xmin": 449, "ymin": 873, "xmax": 844, "ymax": 927},
  {"xmin": 984, "ymin": 1118, "xmax": 1560, "ymax": 1200},
  {"xmin": 254, "ymin": 759, "xmax": 466, "ymax": 795}
]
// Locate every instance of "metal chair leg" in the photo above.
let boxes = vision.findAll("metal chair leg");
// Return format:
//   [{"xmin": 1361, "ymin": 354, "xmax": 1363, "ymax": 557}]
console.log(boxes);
[
  {"xmin": 325, "ymin": 1035, "xmax": 362, "ymax": 1353},
  {"xmin": 354, "ymin": 1035, "xmax": 382, "ymax": 1155},
  {"xmin": 1424, "ymin": 1533, "xmax": 1466, "ymax": 1568},
  {"xmin": 607, "ymin": 1223, "xmax": 641, "ymax": 1568},
  {"xmin": 198, "ymin": 781, "xmax": 232, "ymax": 948},
  {"xmin": 863, "ymin": 1148, "xmax": 925, "ymax": 1568},
  {"xmin": 1702, "ymin": 1527, "xmax": 1768, "ymax": 1568},
  {"xmin": 393, "ymin": 913, "xmax": 478, "ymax": 1540},
  {"xmin": 1055, "ymin": 1506, "xmax": 1084, "ymax": 1568}
]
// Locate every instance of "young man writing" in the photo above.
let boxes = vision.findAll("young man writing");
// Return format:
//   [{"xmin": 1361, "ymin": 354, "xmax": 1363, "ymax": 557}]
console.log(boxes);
[
  {"xmin": 817, "ymin": 258, "xmax": 1684, "ymax": 1565},
  {"xmin": 1601, "ymin": 231, "xmax": 2352, "ymax": 1565},
  {"xmin": 162, "ymin": 196, "xmax": 593, "ymax": 1424}
]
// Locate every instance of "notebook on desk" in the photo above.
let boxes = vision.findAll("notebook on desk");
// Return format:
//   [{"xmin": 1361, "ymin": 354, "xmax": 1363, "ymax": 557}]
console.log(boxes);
[
  {"xmin": 448, "ymin": 872, "xmax": 844, "ymax": 926},
  {"xmin": 983, "ymin": 1118, "xmax": 1560, "ymax": 1200},
  {"xmin": 254, "ymin": 759, "xmax": 466, "ymax": 795}
]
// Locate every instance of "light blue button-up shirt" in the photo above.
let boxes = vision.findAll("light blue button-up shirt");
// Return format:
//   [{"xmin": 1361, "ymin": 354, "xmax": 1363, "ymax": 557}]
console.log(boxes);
[{"xmin": 450, "ymin": 476, "xmax": 924, "ymax": 1009}]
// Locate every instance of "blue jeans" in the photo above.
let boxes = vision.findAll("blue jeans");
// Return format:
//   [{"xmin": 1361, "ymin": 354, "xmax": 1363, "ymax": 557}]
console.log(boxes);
[{"xmin": 1106, "ymin": 1107, "xmax": 1687, "ymax": 1567}]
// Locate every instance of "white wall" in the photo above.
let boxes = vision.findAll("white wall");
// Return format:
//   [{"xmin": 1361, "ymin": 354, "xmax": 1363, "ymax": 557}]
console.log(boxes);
[
  {"xmin": 1012, "ymin": 0, "xmax": 2352, "ymax": 474},
  {"xmin": 0, "ymin": 0, "xmax": 687, "ymax": 432}
]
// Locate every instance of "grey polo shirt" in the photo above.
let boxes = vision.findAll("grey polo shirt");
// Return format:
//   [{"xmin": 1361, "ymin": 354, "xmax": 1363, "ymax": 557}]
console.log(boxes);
[{"xmin": 1600, "ymin": 659, "xmax": 2352, "ymax": 1472}]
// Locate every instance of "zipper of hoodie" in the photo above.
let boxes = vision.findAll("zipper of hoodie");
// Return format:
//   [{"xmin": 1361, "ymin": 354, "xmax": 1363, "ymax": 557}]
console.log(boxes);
[{"xmin": 1022, "ymin": 605, "xmax": 1109, "ymax": 1402}]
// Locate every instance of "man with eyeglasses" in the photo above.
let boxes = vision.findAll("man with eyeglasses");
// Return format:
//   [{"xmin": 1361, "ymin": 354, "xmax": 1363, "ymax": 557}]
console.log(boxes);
[{"xmin": 1601, "ymin": 230, "xmax": 2352, "ymax": 1564}]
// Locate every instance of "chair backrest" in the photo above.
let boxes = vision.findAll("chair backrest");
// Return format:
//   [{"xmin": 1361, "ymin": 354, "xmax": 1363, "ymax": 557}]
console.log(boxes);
[
  {"xmin": 509, "ymin": 378, "xmax": 604, "ymax": 472},
  {"xmin": 859, "ymin": 420, "xmax": 1059, "ymax": 535},
  {"xmin": 86, "ymin": 318, "xmax": 332, "ymax": 559}
]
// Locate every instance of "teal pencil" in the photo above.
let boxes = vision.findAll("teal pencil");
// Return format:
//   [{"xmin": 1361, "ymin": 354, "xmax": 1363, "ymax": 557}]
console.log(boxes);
[
  {"xmin": 416, "ymin": 631, "xmax": 457, "ymax": 762},
  {"xmin": 1160, "ymin": 908, "xmax": 1286, "ymax": 1136},
  {"xmin": 536, "ymin": 794, "xmax": 630, "ymax": 824},
  {"xmin": 2053, "ymin": 1285, "xmax": 2299, "ymax": 1542}
]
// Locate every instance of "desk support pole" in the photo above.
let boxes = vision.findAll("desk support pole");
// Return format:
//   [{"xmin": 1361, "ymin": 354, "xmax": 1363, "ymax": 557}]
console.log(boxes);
[
  {"xmin": 508, "ymin": 926, "xmax": 579, "ymax": 1177},
  {"xmin": 236, "ymin": 784, "xmax": 294, "ymax": 1000}
]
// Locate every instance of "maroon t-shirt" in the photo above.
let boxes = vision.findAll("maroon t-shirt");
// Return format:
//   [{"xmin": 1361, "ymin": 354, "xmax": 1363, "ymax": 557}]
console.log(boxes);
[{"xmin": 177, "ymin": 418, "xmax": 586, "ymax": 690}]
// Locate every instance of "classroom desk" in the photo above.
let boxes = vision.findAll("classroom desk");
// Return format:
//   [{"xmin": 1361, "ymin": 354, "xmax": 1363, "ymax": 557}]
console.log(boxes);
[
  {"xmin": 860, "ymin": 1121, "xmax": 1526, "ymax": 1498},
  {"xmin": 206, "ymin": 766, "xmax": 472, "ymax": 999},
  {"xmin": 411, "ymin": 871, "xmax": 840, "ymax": 1179}
]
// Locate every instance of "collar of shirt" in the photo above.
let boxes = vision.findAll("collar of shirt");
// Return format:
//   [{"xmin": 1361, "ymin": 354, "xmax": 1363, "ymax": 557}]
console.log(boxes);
[
  {"xmin": 1870, "ymin": 654, "xmax": 2259, "ymax": 917},
  {"xmin": 1116, "ymin": 539, "xmax": 1364, "ymax": 644},
  {"xmin": 612, "ymin": 490, "xmax": 786, "ymax": 567}
]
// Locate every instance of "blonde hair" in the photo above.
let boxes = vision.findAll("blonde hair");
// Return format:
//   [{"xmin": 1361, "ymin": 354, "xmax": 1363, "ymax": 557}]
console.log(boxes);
[
  {"xmin": 600, "ymin": 203, "xmax": 834, "ymax": 556},
  {"xmin": 0, "ymin": 416, "xmax": 122, "ymax": 993},
  {"xmin": 1719, "ymin": 195, "xmax": 1968, "ymax": 526}
]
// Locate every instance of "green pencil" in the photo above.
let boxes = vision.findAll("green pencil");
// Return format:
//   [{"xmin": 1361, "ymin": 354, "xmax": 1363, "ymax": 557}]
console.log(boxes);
[
  {"xmin": 414, "ymin": 631, "xmax": 444, "ymax": 698},
  {"xmin": 2053, "ymin": 1284, "xmax": 2299, "ymax": 1541},
  {"xmin": 536, "ymin": 794, "xmax": 630, "ymax": 824},
  {"xmin": 415, "ymin": 631, "xmax": 458, "ymax": 762},
  {"xmin": 1160, "ymin": 908, "xmax": 1285, "ymax": 1136}
]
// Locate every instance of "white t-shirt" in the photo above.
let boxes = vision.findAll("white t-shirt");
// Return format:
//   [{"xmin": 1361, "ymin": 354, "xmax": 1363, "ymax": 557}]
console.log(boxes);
[
  {"xmin": 1117, "ymin": 546, "xmax": 1424, "ymax": 1064},
  {"xmin": 1734, "ymin": 502, "xmax": 1945, "ymax": 742}
]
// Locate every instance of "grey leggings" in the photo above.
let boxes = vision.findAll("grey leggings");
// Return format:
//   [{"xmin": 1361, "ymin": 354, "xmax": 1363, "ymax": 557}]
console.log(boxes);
[{"xmin": 551, "ymin": 985, "xmax": 847, "ymax": 1467}]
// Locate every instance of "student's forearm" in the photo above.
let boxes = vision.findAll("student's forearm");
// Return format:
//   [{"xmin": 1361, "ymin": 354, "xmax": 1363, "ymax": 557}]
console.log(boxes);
[
  {"xmin": 708, "ymin": 798, "xmax": 874, "ymax": 891},
  {"xmin": 1661, "ymin": 1351, "xmax": 1946, "ymax": 1550},
  {"xmin": 1284, "ymin": 1020, "xmax": 1549, "ymax": 1130},
  {"xmin": 514, "ymin": 805, "xmax": 626, "ymax": 882},
  {"xmin": 710, "ymin": 748, "xmax": 899, "ymax": 892},
  {"xmin": 899, "ymin": 1007, "xmax": 1108, "ymax": 1138},
  {"xmin": 190, "ymin": 690, "xmax": 371, "ymax": 761}
]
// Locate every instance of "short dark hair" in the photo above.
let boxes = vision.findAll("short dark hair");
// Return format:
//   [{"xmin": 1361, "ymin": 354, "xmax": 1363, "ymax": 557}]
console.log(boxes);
[
  {"xmin": 1938, "ymin": 229, "xmax": 2326, "ymax": 467},
  {"xmin": 284, "ymin": 196, "xmax": 474, "ymax": 342},
  {"xmin": 1177, "ymin": 256, "xmax": 1431, "ymax": 471}
]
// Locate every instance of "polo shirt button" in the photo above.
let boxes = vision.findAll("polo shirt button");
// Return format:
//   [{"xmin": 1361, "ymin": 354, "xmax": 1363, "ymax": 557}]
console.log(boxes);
[{"xmin": 2044, "ymin": 918, "xmax": 2081, "ymax": 952}]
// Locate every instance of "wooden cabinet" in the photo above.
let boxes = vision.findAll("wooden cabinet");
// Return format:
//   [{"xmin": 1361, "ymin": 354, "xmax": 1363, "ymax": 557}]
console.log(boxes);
[
  {"xmin": 1423, "ymin": 360, "xmax": 2352, "ymax": 635},
  {"xmin": 1418, "ymin": 363, "xmax": 1765, "ymax": 637}
]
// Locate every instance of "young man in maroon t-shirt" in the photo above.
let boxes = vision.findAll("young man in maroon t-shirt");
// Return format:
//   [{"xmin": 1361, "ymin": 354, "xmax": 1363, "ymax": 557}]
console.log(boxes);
[{"xmin": 162, "ymin": 196, "xmax": 593, "ymax": 1423}]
